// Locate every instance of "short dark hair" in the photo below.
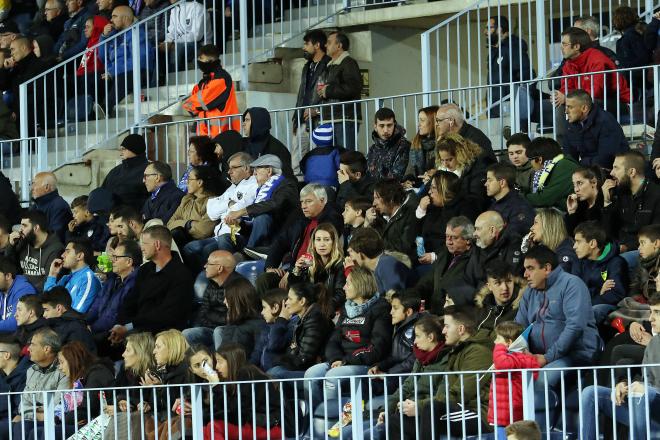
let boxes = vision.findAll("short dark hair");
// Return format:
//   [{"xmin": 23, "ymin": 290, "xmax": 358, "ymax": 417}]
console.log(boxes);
[
  {"xmin": 142, "ymin": 225, "xmax": 172, "ymax": 247},
  {"xmin": 0, "ymin": 255, "xmax": 17, "ymax": 277},
  {"xmin": 524, "ymin": 245, "xmax": 558, "ymax": 270},
  {"xmin": 148, "ymin": 161, "xmax": 173, "ymax": 181},
  {"xmin": 0, "ymin": 215, "xmax": 10, "ymax": 235},
  {"xmin": 414, "ymin": 314, "xmax": 444, "ymax": 341},
  {"xmin": 68, "ymin": 238, "xmax": 94, "ymax": 267},
  {"xmin": 0, "ymin": 335, "xmax": 21, "ymax": 359},
  {"xmin": 495, "ymin": 320, "xmax": 524, "ymax": 341},
  {"xmin": 261, "ymin": 288, "xmax": 288, "ymax": 308},
  {"xmin": 373, "ymin": 179, "xmax": 406, "ymax": 207},
  {"xmin": 487, "ymin": 162, "xmax": 516, "ymax": 188},
  {"xmin": 526, "ymin": 137, "xmax": 563, "ymax": 163},
  {"xmin": 491, "ymin": 15, "xmax": 509, "ymax": 33},
  {"xmin": 506, "ymin": 133, "xmax": 531, "ymax": 149},
  {"xmin": 115, "ymin": 239, "xmax": 143, "ymax": 267},
  {"xmin": 639, "ymin": 224, "xmax": 660, "ymax": 243},
  {"xmin": 303, "ymin": 29, "xmax": 327, "ymax": 52},
  {"xmin": 348, "ymin": 227, "xmax": 384, "ymax": 258},
  {"xmin": 485, "ymin": 260, "xmax": 513, "ymax": 282},
  {"xmin": 113, "ymin": 205, "xmax": 142, "ymax": 225},
  {"xmin": 374, "ymin": 107, "xmax": 396, "ymax": 123},
  {"xmin": 32, "ymin": 328, "xmax": 62, "ymax": 354},
  {"xmin": 566, "ymin": 89, "xmax": 593, "ymax": 108},
  {"xmin": 574, "ymin": 220, "xmax": 607, "ymax": 251},
  {"xmin": 330, "ymin": 31, "xmax": 350, "ymax": 51},
  {"xmin": 340, "ymin": 151, "xmax": 367, "ymax": 175},
  {"xmin": 19, "ymin": 294, "xmax": 43, "ymax": 317},
  {"xmin": 199, "ymin": 44, "xmax": 221, "ymax": 59},
  {"xmin": 345, "ymin": 196, "xmax": 372, "ymax": 216},
  {"xmin": 390, "ymin": 291, "xmax": 422, "ymax": 313},
  {"xmin": 505, "ymin": 420, "xmax": 541, "ymax": 440},
  {"xmin": 70, "ymin": 195, "xmax": 89, "ymax": 211},
  {"xmin": 561, "ymin": 27, "xmax": 592, "ymax": 52},
  {"xmin": 443, "ymin": 305, "xmax": 478, "ymax": 335},
  {"xmin": 649, "ymin": 292, "xmax": 660, "ymax": 306},
  {"xmin": 41, "ymin": 286, "xmax": 73, "ymax": 309},
  {"xmin": 616, "ymin": 150, "xmax": 646, "ymax": 176},
  {"xmin": 23, "ymin": 210, "xmax": 49, "ymax": 232}
]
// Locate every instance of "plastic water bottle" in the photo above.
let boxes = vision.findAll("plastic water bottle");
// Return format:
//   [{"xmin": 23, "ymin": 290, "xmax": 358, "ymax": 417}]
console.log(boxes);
[{"xmin": 416, "ymin": 237, "xmax": 425, "ymax": 258}]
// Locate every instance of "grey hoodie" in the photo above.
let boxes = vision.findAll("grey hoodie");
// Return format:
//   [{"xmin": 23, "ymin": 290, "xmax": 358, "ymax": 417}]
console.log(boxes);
[{"xmin": 8, "ymin": 233, "xmax": 64, "ymax": 292}]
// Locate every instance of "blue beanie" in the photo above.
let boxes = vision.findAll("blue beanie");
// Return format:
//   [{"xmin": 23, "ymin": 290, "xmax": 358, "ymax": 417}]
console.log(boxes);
[{"xmin": 312, "ymin": 123, "xmax": 334, "ymax": 148}]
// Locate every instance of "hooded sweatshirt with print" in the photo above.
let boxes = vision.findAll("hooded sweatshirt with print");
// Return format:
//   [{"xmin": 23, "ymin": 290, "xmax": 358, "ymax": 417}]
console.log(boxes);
[
  {"xmin": 7, "ymin": 233, "xmax": 64, "ymax": 292},
  {"xmin": 0, "ymin": 275, "xmax": 37, "ymax": 333}
]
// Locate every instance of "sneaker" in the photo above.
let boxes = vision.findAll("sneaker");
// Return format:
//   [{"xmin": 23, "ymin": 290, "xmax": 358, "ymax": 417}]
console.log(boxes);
[{"xmin": 243, "ymin": 247, "xmax": 269, "ymax": 260}]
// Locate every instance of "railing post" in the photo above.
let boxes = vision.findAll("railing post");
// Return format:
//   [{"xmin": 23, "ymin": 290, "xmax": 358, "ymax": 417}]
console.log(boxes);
[
  {"xmin": 510, "ymin": 83, "xmax": 519, "ymax": 134},
  {"xmin": 37, "ymin": 136, "xmax": 47, "ymax": 172},
  {"xmin": 421, "ymin": 31, "xmax": 431, "ymax": 105},
  {"xmin": 535, "ymin": 0, "xmax": 547, "ymax": 77},
  {"xmin": 349, "ymin": 376, "xmax": 364, "ymax": 440},
  {"xmin": 131, "ymin": 26, "xmax": 143, "ymax": 127},
  {"xmin": 19, "ymin": 139, "xmax": 29, "ymax": 203},
  {"xmin": 18, "ymin": 83, "xmax": 28, "ymax": 142},
  {"xmin": 239, "ymin": 0, "xmax": 249, "ymax": 91},
  {"xmin": 521, "ymin": 370, "xmax": 536, "ymax": 421},
  {"xmin": 343, "ymin": 0, "xmax": 351, "ymax": 10},
  {"xmin": 42, "ymin": 391, "xmax": 55, "ymax": 440},
  {"xmin": 654, "ymin": 65, "xmax": 659, "ymax": 134},
  {"xmin": 190, "ymin": 384, "xmax": 205, "ymax": 437},
  {"xmin": 646, "ymin": 0, "xmax": 654, "ymax": 21}
]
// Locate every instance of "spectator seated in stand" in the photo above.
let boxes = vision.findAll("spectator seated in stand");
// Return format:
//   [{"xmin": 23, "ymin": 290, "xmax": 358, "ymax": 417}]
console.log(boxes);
[
  {"xmin": 565, "ymin": 166, "xmax": 605, "ymax": 236},
  {"xmin": 41, "ymin": 286, "xmax": 96, "ymax": 353},
  {"xmin": 507, "ymin": 133, "xmax": 534, "ymax": 194},
  {"xmin": 525, "ymin": 137, "xmax": 579, "ymax": 210},
  {"xmin": 485, "ymin": 162, "xmax": 535, "ymax": 237},
  {"xmin": 371, "ymin": 178, "xmax": 417, "ymax": 262},
  {"xmin": 0, "ymin": 255, "xmax": 37, "ymax": 334},
  {"xmin": 336, "ymin": 150, "xmax": 376, "ymax": 210},
  {"xmin": 342, "ymin": 196, "xmax": 371, "ymax": 248},
  {"xmin": 65, "ymin": 195, "xmax": 110, "ymax": 253},
  {"xmin": 525, "ymin": 208, "xmax": 578, "ymax": 273},
  {"xmin": 101, "ymin": 134, "xmax": 150, "ymax": 212},
  {"xmin": 141, "ymin": 161, "xmax": 185, "ymax": 225},
  {"xmin": 14, "ymin": 294, "xmax": 49, "ymax": 353},
  {"xmin": 176, "ymin": 135, "xmax": 221, "ymax": 193},
  {"xmin": 408, "ymin": 105, "xmax": 439, "ymax": 175},
  {"xmin": 252, "ymin": 288, "xmax": 297, "ymax": 371},
  {"xmin": 434, "ymin": 103, "xmax": 496, "ymax": 163},
  {"xmin": 31, "ymin": 171, "xmax": 73, "ymax": 243},
  {"xmin": 300, "ymin": 123, "xmax": 344, "ymax": 187},
  {"xmin": 242, "ymin": 107, "xmax": 294, "ymax": 177},
  {"xmin": 613, "ymin": 6, "xmax": 651, "ymax": 91},
  {"xmin": 30, "ymin": 0, "xmax": 67, "ymax": 41},
  {"xmin": 138, "ymin": 0, "xmax": 169, "ymax": 45},
  {"xmin": 366, "ymin": 107, "xmax": 411, "ymax": 180},
  {"xmin": 53, "ymin": 0, "xmax": 89, "ymax": 61},
  {"xmin": 0, "ymin": 336, "xmax": 30, "ymax": 422}
]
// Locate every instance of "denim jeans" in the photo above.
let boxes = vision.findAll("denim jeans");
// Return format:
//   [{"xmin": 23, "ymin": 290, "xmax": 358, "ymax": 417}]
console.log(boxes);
[
  {"xmin": 183, "ymin": 237, "xmax": 220, "ymax": 272},
  {"xmin": 303, "ymin": 362, "xmax": 369, "ymax": 406},
  {"xmin": 580, "ymin": 384, "xmax": 660, "ymax": 440},
  {"xmin": 182, "ymin": 327, "xmax": 214, "ymax": 348},
  {"xmin": 246, "ymin": 214, "xmax": 273, "ymax": 247},
  {"xmin": 534, "ymin": 357, "xmax": 575, "ymax": 430},
  {"xmin": 332, "ymin": 121, "xmax": 359, "ymax": 151}
]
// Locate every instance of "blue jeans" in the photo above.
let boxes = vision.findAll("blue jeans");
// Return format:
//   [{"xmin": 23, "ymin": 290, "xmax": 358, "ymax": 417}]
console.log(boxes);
[
  {"xmin": 593, "ymin": 304, "xmax": 617, "ymax": 324},
  {"xmin": 534, "ymin": 357, "xmax": 574, "ymax": 430},
  {"xmin": 304, "ymin": 362, "xmax": 369, "ymax": 406},
  {"xmin": 183, "ymin": 237, "xmax": 220, "ymax": 272},
  {"xmin": 246, "ymin": 214, "xmax": 273, "ymax": 247},
  {"xmin": 332, "ymin": 121, "xmax": 359, "ymax": 151},
  {"xmin": 182, "ymin": 326, "xmax": 214, "ymax": 348},
  {"xmin": 580, "ymin": 384, "xmax": 660, "ymax": 440}
]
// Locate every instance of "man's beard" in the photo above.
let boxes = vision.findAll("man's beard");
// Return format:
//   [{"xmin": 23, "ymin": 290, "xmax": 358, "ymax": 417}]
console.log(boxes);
[{"xmin": 23, "ymin": 230, "xmax": 36, "ymax": 246}]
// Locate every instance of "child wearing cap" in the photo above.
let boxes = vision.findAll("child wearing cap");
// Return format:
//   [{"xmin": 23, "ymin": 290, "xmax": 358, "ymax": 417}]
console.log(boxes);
[{"xmin": 300, "ymin": 123, "xmax": 344, "ymax": 187}]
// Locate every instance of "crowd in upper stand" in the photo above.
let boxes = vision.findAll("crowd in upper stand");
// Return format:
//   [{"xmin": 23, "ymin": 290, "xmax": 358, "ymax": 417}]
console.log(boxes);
[{"xmin": 0, "ymin": 5, "xmax": 657, "ymax": 440}]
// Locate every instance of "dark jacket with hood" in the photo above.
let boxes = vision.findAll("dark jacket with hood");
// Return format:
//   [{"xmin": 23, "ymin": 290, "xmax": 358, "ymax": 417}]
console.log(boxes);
[
  {"xmin": 572, "ymin": 243, "xmax": 630, "ymax": 306},
  {"xmin": 325, "ymin": 296, "xmax": 393, "ymax": 366},
  {"xmin": 0, "ymin": 356, "xmax": 30, "ymax": 418},
  {"xmin": 102, "ymin": 154, "xmax": 150, "ymax": 211},
  {"xmin": 0, "ymin": 275, "xmax": 37, "ymax": 334},
  {"xmin": 217, "ymin": 316, "xmax": 267, "ymax": 361},
  {"xmin": 464, "ymin": 227, "xmax": 523, "ymax": 288},
  {"xmin": 33, "ymin": 190, "xmax": 73, "ymax": 243},
  {"xmin": 336, "ymin": 174, "xmax": 376, "ymax": 210},
  {"xmin": 243, "ymin": 107, "xmax": 294, "ymax": 177},
  {"xmin": 252, "ymin": 315, "xmax": 298, "ymax": 371},
  {"xmin": 55, "ymin": 5, "xmax": 90, "ymax": 59},
  {"xmin": 0, "ymin": 171, "xmax": 20, "ymax": 225},
  {"xmin": 65, "ymin": 215, "xmax": 111, "ymax": 253},
  {"xmin": 459, "ymin": 154, "xmax": 495, "ymax": 211},
  {"xmin": 417, "ymin": 195, "xmax": 481, "ymax": 254},
  {"xmin": 16, "ymin": 317, "xmax": 49, "ymax": 350},
  {"xmin": 7, "ymin": 233, "xmax": 64, "ymax": 292},
  {"xmin": 376, "ymin": 312, "xmax": 420, "ymax": 387},
  {"xmin": 265, "ymin": 203, "xmax": 343, "ymax": 269},
  {"xmin": 489, "ymin": 190, "xmax": 535, "ymax": 238},
  {"xmin": 564, "ymin": 104, "xmax": 629, "ymax": 169},
  {"xmin": 381, "ymin": 193, "xmax": 418, "ymax": 262},
  {"xmin": 321, "ymin": 51, "xmax": 363, "ymax": 122},
  {"xmin": 195, "ymin": 271, "xmax": 246, "ymax": 328},
  {"xmin": 141, "ymin": 180, "xmax": 185, "ymax": 224},
  {"xmin": 293, "ymin": 54, "xmax": 332, "ymax": 129},
  {"xmin": 565, "ymin": 192, "xmax": 604, "ymax": 235},
  {"xmin": 366, "ymin": 125, "xmax": 411, "ymax": 180},
  {"xmin": 48, "ymin": 310, "xmax": 96, "ymax": 353},
  {"xmin": 85, "ymin": 270, "xmax": 138, "ymax": 334},
  {"xmin": 458, "ymin": 122, "xmax": 496, "ymax": 163},
  {"xmin": 279, "ymin": 303, "xmax": 334, "ymax": 371},
  {"xmin": 475, "ymin": 278, "xmax": 526, "ymax": 338},
  {"xmin": 554, "ymin": 237, "xmax": 579, "ymax": 274}
]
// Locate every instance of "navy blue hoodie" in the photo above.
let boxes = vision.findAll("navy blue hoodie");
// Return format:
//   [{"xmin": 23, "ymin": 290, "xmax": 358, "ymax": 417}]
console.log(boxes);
[{"xmin": 572, "ymin": 243, "xmax": 629, "ymax": 306}]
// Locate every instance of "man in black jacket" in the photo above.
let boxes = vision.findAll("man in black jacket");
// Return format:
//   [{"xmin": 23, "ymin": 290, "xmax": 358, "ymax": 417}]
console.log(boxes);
[
  {"xmin": 41, "ymin": 286, "xmax": 96, "ymax": 353},
  {"xmin": 0, "ymin": 336, "xmax": 29, "ymax": 421},
  {"xmin": 102, "ymin": 134, "xmax": 150, "ymax": 211},
  {"xmin": 141, "ymin": 161, "xmax": 185, "ymax": 224},
  {"xmin": 31, "ymin": 172, "xmax": 72, "ymax": 243},
  {"xmin": 317, "ymin": 31, "xmax": 363, "ymax": 151},
  {"xmin": 485, "ymin": 163, "xmax": 535, "ymax": 237},
  {"xmin": 336, "ymin": 150, "xmax": 375, "ymax": 210}
]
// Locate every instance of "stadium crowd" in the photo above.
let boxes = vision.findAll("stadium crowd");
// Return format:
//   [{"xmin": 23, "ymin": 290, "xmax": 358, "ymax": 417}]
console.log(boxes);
[{"xmin": 0, "ymin": 2, "xmax": 657, "ymax": 440}]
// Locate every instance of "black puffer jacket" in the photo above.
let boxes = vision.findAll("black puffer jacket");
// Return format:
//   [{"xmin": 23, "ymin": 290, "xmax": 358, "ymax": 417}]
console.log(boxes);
[
  {"xmin": 381, "ymin": 193, "xmax": 418, "ymax": 262},
  {"xmin": 475, "ymin": 278, "xmax": 526, "ymax": 338},
  {"xmin": 195, "ymin": 272, "xmax": 246, "ymax": 328},
  {"xmin": 278, "ymin": 303, "xmax": 334, "ymax": 371},
  {"xmin": 218, "ymin": 317, "xmax": 267, "ymax": 360},
  {"xmin": 325, "ymin": 296, "xmax": 393, "ymax": 366}
]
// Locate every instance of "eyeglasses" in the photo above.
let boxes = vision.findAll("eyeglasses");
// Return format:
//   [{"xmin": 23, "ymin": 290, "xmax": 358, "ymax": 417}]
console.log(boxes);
[
  {"xmin": 111, "ymin": 255, "xmax": 131, "ymax": 261},
  {"xmin": 143, "ymin": 173, "xmax": 158, "ymax": 178},
  {"xmin": 435, "ymin": 117, "xmax": 452, "ymax": 124}
]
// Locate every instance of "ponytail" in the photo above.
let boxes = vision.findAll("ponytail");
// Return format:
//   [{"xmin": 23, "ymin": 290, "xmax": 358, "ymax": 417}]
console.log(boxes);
[{"xmin": 289, "ymin": 282, "xmax": 335, "ymax": 319}]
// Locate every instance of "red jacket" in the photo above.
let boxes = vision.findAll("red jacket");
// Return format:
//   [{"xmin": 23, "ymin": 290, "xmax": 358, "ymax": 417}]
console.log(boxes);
[
  {"xmin": 76, "ymin": 16, "xmax": 110, "ymax": 76},
  {"xmin": 487, "ymin": 344, "xmax": 540, "ymax": 426},
  {"xmin": 560, "ymin": 47, "xmax": 631, "ymax": 103}
]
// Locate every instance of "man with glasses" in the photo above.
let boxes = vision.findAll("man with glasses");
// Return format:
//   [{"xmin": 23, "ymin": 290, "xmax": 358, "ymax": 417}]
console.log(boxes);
[
  {"xmin": 101, "ymin": 134, "xmax": 150, "ymax": 212},
  {"xmin": 434, "ymin": 103, "xmax": 496, "ymax": 162},
  {"xmin": 141, "ymin": 160, "xmax": 185, "ymax": 224},
  {"xmin": 30, "ymin": 0, "xmax": 67, "ymax": 41},
  {"xmin": 485, "ymin": 163, "xmax": 535, "ymax": 236}
]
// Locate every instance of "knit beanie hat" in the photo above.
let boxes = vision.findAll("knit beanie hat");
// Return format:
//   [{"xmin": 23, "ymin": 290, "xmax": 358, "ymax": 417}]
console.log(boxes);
[
  {"xmin": 121, "ymin": 134, "xmax": 146, "ymax": 156},
  {"xmin": 312, "ymin": 123, "xmax": 334, "ymax": 148}
]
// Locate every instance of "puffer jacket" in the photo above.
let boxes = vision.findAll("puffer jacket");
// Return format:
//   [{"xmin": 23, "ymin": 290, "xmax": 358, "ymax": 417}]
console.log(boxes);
[
  {"xmin": 217, "ymin": 316, "xmax": 267, "ymax": 360},
  {"xmin": 47, "ymin": 311, "xmax": 96, "ymax": 354},
  {"xmin": 366, "ymin": 125, "xmax": 411, "ymax": 180},
  {"xmin": 381, "ymin": 194, "xmax": 418, "ymax": 262},
  {"xmin": 572, "ymin": 243, "xmax": 629, "ymax": 306},
  {"xmin": 376, "ymin": 312, "xmax": 420, "ymax": 376},
  {"xmin": 167, "ymin": 193, "xmax": 215, "ymax": 239},
  {"xmin": 475, "ymin": 278, "xmax": 526, "ymax": 338},
  {"xmin": 279, "ymin": 303, "xmax": 334, "ymax": 371},
  {"xmin": 325, "ymin": 296, "xmax": 393, "ymax": 366}
]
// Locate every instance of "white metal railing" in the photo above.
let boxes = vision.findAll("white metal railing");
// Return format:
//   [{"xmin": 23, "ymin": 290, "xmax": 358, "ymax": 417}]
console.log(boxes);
[
  {"xmin": 0, "ymin": 136, "xmax": 46, "ymax": 202},
  {"xmin": 2, "ymin": 364, "xmax": 659, "ymax": 439}
]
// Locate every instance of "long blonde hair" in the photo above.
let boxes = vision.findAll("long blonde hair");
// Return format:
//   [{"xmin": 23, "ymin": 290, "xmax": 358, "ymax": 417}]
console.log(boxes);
[
  {"xmin": 436, "ymin": 133, "xmax": 482, "ymax": 170},
  {"xmin": 536, "ymin": 208, "xmax": 569, "ymax": 251},
  {"xmin": 308, "ymin": 223, "xmax": 343, "ymax": 280},
  {"xmin": 155, "ymin": 329, "xmax": 190, "ymax": 367},
  {"xmin": 125, "ymin": 332, "xmax": 155, "ymax": 377}
]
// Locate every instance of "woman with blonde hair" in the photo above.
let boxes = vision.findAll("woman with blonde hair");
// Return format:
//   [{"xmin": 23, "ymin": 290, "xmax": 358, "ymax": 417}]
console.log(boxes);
[
  {"xmin": 409, "ymin": 105, "xmax": 439, "ymax": 173},
  {"xmin": 526, "ymin": 208, "xmax": 577, "ymax": 272}
]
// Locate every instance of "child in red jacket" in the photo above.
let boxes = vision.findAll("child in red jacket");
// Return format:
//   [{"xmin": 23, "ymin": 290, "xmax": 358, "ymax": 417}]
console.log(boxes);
[{"xmin": 488, "ymin": 321, "xmax": 540, "ymax": 435}]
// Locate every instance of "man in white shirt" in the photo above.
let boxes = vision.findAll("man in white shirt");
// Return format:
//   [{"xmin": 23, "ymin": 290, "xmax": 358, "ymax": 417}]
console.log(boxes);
[
  {"xmin": 182, "ymin": 152, "xmax": 257, "ymax": 271},
  {"xmin": 158, "ymin": 0, "xmax": 211, "ymax": 72}
]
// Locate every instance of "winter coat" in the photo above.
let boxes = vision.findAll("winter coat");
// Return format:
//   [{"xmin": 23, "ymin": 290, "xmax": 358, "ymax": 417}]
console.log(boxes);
[
  {"xmin": 195, "ymin": 272, "xmax": 246, "ymax": 328},
  {"xmin": 515, "ymin": 161, "xmax": 534, "ymax": 194},
  {"xmin": 85, "ymin": 270, "xmax": 138, "ymax": 334},
  {"xmin": 559, "ymin": 47, "xmax": 631, "ymax": 104},
  {"xmin": 416, "ymin": 195, "xmax": 480, "ymax": 253},
  {"xmin": 488, "ymin": 35, "xmax": 534, "ymax": 85},
  {"xmin": 489, "ymin": 190, "xmax": 536, "ymax": 237},
  {"xmin": 244, "ymin": 176, "xmax": 299, "ymax": 228},
  {"xmin": 54, "ymin": 6, "xmax": 89, "ymax": 59},
  {"xmin": 76, "ymin": 15, "xmax": 109, "ymax": 76},
  {"xmin": 376, "ymin": 312, "xmax": 419, "ymax": 378},
  {"xmin": 645, "ymin": 17, "xmax": 660, "ymax": 51},
  {"xmin": 293, "ymin": 54, "xmax": 332, "ymax": 129},
  {"xmin": 48, "ymin": 310, "xmax": 96, "ymax": 353},
  {"xmin": 33, "ymin": 190, "xmax": 73, "ymax": 243},
  {"xmin": 99, "ymin": 25, "xmax": 153, "ymax": 77},
  {"xmin": 16, "ymin": 318, "xmax": 49, "ymax": 350},
  {"xmin": 0, "ymin": 275, "xmax": 37, "ymax": 333},
  {"xmin": 515, "ymin": 266, "xmax": 601, "ymax": 364},
  {"xmin": 265, "ymin": 203, "xmax": 343, "ymax": 269},
  {"xmin": 167, "ymin": 193, "xmax": 215, "ymax": 240},
  {"xmin": 458, "ymin": 155, "xmax": 494, "ymax": 211},
  {"xmin": 366, "ymin": 125, "xmax": 411, "ymax": 180},
  {"xmin": 408, "ymin": 134, "xmax": 437, "ymax": 174},
  {"xmin": 413, "ymin": 247, "xmax": 472, "ymax": 314},
  {"xmin": 565, "ymin": 192, "xmax": 604, "ymax": 235},
  {"xmin": 243, "ymin": 107, "xmax": 294, "ymax": 177},
  {"xmin": 101, "ymin": 155, "xmax": 150, "ymax": 212},
  {"xmin": 458, "ymin": 122, "xmax": 497, "ymax": 163},
  {"xmin": 336, "ymin": 175, "xmax": 376, "ymax": 210},
  {"xmin": 164, "ymin": 0, "xmax": 208, "ymax": 43},
  {"xmin": 278, "ymin": 303, "xmax": 334, "ymax": 371},
  {"xmin": 252, "ymin": 316, "xmax": 299, "ymax": 371},
  {"xmin": 381, "ymin": 194, "xmax": 418, "ymax": 262},
  {"xmin": 207, "ymin": 176, "xmax": 259, "ymax": 234},
  {"xmin": 564, "ymin": 105, "xmax": 629, "ymax": 169},
  {"xmin": 554, "ymin": 238, "xmax": 579, "ymax": 274},
  {"xmin": 118, "ymin": 258, "xmax": 194, "ymax": 333},
  {"xmin": 487, "ymin": 345, "xmax": 540, "ymax": 426},
  {"xmin": 629, "ymin": 253, "xmax": 660, "ymax": 302},
  {"xmin": 525, "ymin": 155, "xmax": 579, "ymax": 210},
  {"xmin": 572, "ymin": 243, "xmax": 630, "ymax": 306},
  {"xmin": 142, "ymin": 180, "xmax": 186, "ymax": 224},
  {"xmin": 61, "ymin": 359, "xmax": 115, "ymax": 426},
  {"xmin": 44, "ymin": 265, "xmax": 101, "ymax": 313},
  {"xmin": 617, "ymin": 26, "xmax": 651, "ymax": 70},
  {"xmin": 301, "ymin": 146, "xmax": 343, "ymax": 187},
  {"xmin": 464, "ymin": 227, "xmax": 524, "ymax": 288},
  {"xmin": 475, "ymin": 278, "xmax": 526, "ymax": 338},
  {"xmin": 325, "ymin": 296, "xmax": 393, "ymax": 366},
  {"xmin": 603, "ymin": 179, "xmax": 660, "ymax": 251},
  {"xmin": 0, "ymin": 170, "xmax": 21, "ymax": 224},
  {"xmin": 20, "ymin": 361, "xmax": 69, "ymax": 419},
  {"xmin": 217, "ymin": 316, "xmax": 267, "ymax": 360},
  {"xmin": 374, "ymin": 254, "xmax": 411, "ymax": 294},
  {"xmin": 321, "ymin": 51, "xmax": 363, "ymax": 122},
  {"xmin": 65, "ymin": 216, "xmax": 111, "ymax": 252},
  {"xmin": 288, "ymin": 262, "xmax": 346, "ymax": 312},
  {"xmin": 7, "ymin": 232, "xmax": 64, "ymax": 292},
  {"xmin": 0, "ymin": 356, "xmax": 30, "ymax": 418}
]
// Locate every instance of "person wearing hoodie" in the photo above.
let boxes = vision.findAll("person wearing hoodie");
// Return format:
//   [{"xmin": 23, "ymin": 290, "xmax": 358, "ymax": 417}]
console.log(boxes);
[
  {"xmin": 0, "ymin": 337, "xmax": 30, "ymax": 421},
  {"xmin": 41, "ymin": 286, "xmax": 96, "ymax": 353},
  {"xmin": 0, "ymin": 256, "xmax": 37, "ymax": 334},
  {"xmin": 366, "ymin": 108, "xmax": 410, "ymax": 181},
  {"xmin": 241, "ymin": 107, "xmax": 294, "ymax": 177},
  {"xmin": 182, "ymin": 44, "xmax": 240, "ymax": 138},
  {"xmin": 507, "ymin": 133, "xmax": 534, "ymax": 194},
  {"xmin": 75, "ymin": 14, "xmax": 110, "ymax": 91},
  {"xmin": 6, "ymin": 210, "xmax": 64, "ymax": 292},
  {"xmin": 32, "ymin": 34, "xmax": 57, "ymax": 65},
  {"xmin": 101, "ymin": 134, "xmax": 150, "ymax": 212},
  {"xmin": 572, "ymin": 220, "xmax": 630, "ymax": 323},
  {"xmin": 31, "ymin": 172, "xmax": 73, "ymax": 244},
  {"xmin": 44, "ymin": 239, "xmax": 101, "ymax": 314},
  {"xmin": 475, "ymin": 260, "xmax": 525, "ymax": 339},
  {"xmin": 141, "ymin": 161, "xmax": 185, "ymax": 224}
]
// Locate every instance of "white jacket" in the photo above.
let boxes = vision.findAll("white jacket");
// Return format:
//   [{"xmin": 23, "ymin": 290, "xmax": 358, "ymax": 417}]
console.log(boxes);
[
  {"xmin": 165, "ymin": 1, "xmax": 209, "ymax": 43},
  {"xmin": 207, "ymin": 176, "xmax": 259, "ymax": 237}
]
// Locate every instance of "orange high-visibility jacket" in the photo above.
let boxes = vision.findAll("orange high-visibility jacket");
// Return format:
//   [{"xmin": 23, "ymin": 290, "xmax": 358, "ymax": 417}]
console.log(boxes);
[{"xmin": 183, "ymin": 67, "xmax": 241, "ymax": 137}]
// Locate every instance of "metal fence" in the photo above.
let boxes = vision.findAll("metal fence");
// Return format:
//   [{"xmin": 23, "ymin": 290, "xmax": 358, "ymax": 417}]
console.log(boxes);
[
  {"xmin": 1, "ymin": 364, "xmax": 659, "ymax": 439},
  {"xmin": 0, "ymin": 137, "xmax": 47, "ymax": 203}
]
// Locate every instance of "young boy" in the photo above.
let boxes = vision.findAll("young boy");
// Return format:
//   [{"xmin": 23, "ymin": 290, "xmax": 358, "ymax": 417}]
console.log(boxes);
[
  {"xmin": 66, "ymin": 195, "xmax": 110, "ymax": 253},
  {"xmin": 342, "ymin": 196, "xmax": 372, "ymax": 249},
  {"xmin": 255, "ymin": 288, "xmax": 299, "ymax": 371},
  {"xmin": 488, "ymin": 321, "xmax": 539, "ymax": 435},
  {"xmin": 506, "ymin": 133, "xmax": 533, "ymax": 194}
]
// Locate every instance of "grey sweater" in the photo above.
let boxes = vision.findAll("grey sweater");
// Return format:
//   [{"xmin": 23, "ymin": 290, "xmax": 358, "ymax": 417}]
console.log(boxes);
[{"xmin": 19, "ymin": 361, "xmax": 69, "ymax": 419}]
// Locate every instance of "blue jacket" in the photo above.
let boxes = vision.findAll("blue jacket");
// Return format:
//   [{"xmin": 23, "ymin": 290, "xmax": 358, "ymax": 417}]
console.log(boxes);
[
  {"xmin": 300, "ymin": 146, "xmax": 342, "ymax": 187},
  {"xmin": 33, "ymin": 190, "xmax": 73, "ymax": 244},
  {"xmin": 564, "ymin": 105, "xmax": 629, "ymax": 169},
  {"xmin": 515, "ymin": 266, "xmax": 601, "ymax": 364},
  {"xmin": 44, "ymin": 266, "xmax": 101, "ymax": 313},
  {"xmin": 99, "ymin": 26, "xmax": 153, "ymax": 77},
  {"xmin": 0, "ymin": 356, "xmax": 30, "ymax": 419},
  {"xmin": 142, "ymin": 180, "xmax": 185, "ymax": 224},
  {"xmin": 0, "ymin": 275, "xmax": 37, "ymax": 334},
  {"xmin": 571, "ymin": 243, "xmax": 629, "ymax": 306},
  {"xmin": 85, "ymin": 270, "xmax": 138, "ymax": 334},
  {"xmin": 375, "ymin": 254, "xmax": 411, "ymax": 293},
  {"xmin": 252, "ymin": 316, "xmax": 299, "ymax": 371}
]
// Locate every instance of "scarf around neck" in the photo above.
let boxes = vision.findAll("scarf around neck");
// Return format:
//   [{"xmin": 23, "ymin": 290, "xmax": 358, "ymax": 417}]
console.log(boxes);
[
  {"xmin": 532, "ymin": 154, "xmax": 564, "ymax": 193},
  {"xmin": 345, "ymin": 293, "xmax": 380, "ymax": 319},
  {"xmin": 413, "ymin": 342, "xmax": 445, "ymax": 366}
]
